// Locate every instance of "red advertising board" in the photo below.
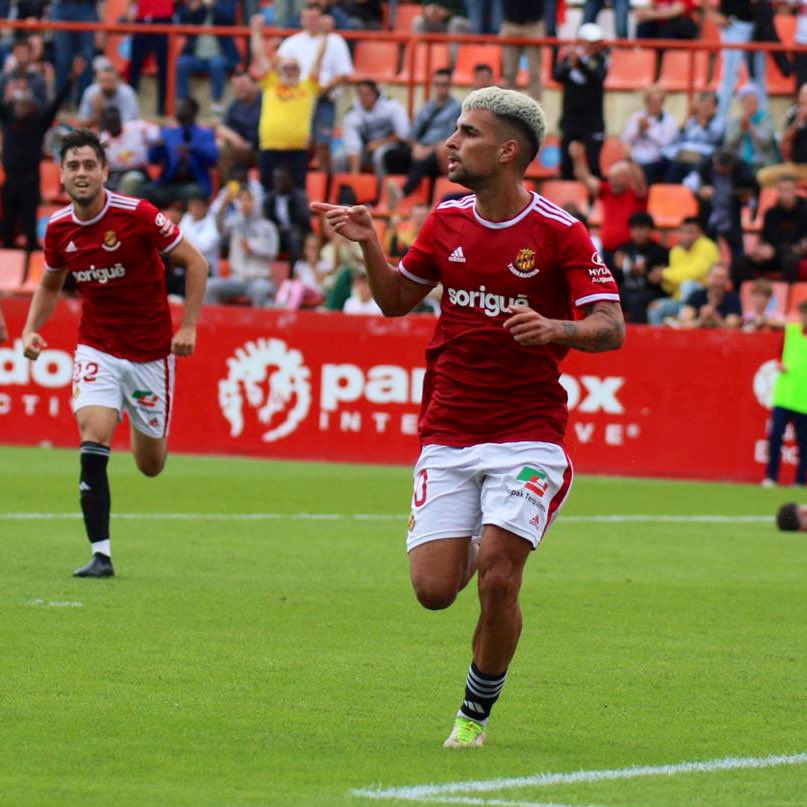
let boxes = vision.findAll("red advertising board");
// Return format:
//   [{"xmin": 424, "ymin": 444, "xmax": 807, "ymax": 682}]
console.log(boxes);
[{"xmin": 0, "ymin": 297, "xmax": 792, "ymax": 482}]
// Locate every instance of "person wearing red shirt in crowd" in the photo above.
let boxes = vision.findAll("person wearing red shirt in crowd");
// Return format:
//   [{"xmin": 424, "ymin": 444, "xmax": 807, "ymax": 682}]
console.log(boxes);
[
  {"xmin": 127, "ymin": 0, "xmax": 175, "ymax": 116},
  {"xmin": 312, "ymin": 88, "xmax": 624, "ymax": 749},
  {"xmin": 569, "ymin": 139, "xmax": 648, "ymax": 269},
  {"xmin": 635, "ymin": 0, "xmax": 698, "ymax": 40},
  {"xmin": 21, "ymin": 129, "xmax": 208, "ymax": 579}
]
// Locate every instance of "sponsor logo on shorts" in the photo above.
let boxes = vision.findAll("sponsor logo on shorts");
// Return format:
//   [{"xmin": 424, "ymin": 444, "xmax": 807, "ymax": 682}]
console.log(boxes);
[
  {"xmin": 508, "ymin": 247, "xmax": 539, "ymax": 278},
  {"xmin": 447, "ymin": 286, "xmax": 529, "ymax": 318},
  {"xmin": 529, "ymin": 513, "xmax": 542, "ymax": 530},
  {"xmin": 132, "ymin": 389, "xmax": 159, "ymax": 409},
  {"xmin": 72, "ymin": 262, "xmax": 126, "ymax": 284},
  {"xmin": 101, "ymin": 230, "xmax": 121, "ymax": 252},
  {"xmin": 517, "ymin": 466, "xmax": 549, "ymax": 497},
  {"xmin": 408, "ymin": 512, "xmax": 416, "ymax": 532}
]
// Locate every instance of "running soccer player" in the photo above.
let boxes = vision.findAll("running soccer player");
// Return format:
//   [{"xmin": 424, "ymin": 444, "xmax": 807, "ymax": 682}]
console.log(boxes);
[
  {"xmin": 21, "ymin": 129, "xmax": 208, "ymax": 578},
  {"xmin": 312, "ymin": 87, "xmax": 624, "ymax": 748}
]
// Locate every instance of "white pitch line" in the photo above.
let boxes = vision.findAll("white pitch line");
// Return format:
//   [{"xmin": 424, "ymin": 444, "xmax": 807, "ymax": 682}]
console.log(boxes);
[
  {"xmin": 398, "ymin": 799, "xmax": 611, "ymax": 807},
  {"xmin": 352, "ymin": 752, "xmax": 807, "ymax": 802},
  {"xmin": 0, "ymin": 513, "xmax": 773, "ymax": 523}
]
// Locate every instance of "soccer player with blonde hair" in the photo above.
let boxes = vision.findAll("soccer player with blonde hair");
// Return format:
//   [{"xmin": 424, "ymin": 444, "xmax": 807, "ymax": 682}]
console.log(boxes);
[{"xmin": 313, "ymin": 88, "xmax": 625, "ymax": 747}]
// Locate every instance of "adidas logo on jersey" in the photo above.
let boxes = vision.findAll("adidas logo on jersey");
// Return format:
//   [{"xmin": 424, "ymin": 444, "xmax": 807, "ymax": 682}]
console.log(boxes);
[
  {"xmin": 448, "ymin": 247, "xmax": 466, "ymax": 263},
  {"xmin": 66, "ymin": 241, "xmax": 78, "ymax": 253}
]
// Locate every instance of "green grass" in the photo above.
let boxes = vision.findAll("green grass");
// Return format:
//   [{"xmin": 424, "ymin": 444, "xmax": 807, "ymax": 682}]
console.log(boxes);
[{"xmin": 1, "ymin": 445, "xmax": 806, "ymax": 807}]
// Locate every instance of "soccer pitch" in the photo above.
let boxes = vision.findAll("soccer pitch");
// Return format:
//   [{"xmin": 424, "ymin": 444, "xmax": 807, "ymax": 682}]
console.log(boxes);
[{"xmin": 1, "ymin": 445, "xmax": 806, "ymax": 807}]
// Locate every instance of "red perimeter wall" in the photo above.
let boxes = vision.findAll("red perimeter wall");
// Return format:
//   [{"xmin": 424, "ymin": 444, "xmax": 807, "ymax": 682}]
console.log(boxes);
[{"xmin": 0, "ymin": 297, "xmax": 792, "ymax": 483}]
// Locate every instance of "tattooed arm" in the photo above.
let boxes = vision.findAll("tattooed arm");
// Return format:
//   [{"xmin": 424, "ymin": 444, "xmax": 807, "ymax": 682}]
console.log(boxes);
[{"xmin": 503, "ymin": 301, "xmax": 625, "ymax": 353}]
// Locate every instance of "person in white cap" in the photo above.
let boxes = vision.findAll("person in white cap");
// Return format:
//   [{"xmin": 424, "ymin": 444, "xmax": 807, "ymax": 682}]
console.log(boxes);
[
  {"xmin": 725, "ymin": 84, "xmax": 779, "ymax": 173},
  {"xmin": 553, "ymin": 23, "xmax": 609, "ymax": 180}
]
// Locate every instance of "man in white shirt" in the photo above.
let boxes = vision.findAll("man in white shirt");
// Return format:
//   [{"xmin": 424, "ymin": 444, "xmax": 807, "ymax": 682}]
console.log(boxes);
[
  {"xmin": 277, "ymin": 2, "xmax": 352, "ymax": 174},
  {"xmin": 180, "ymin": 193, "xmax": 222, "ymax": 277},
  {"xmin": 621, "ymin": 86, "xmax": 680, "ymax": 185},
  {"xmin": 343, "ymin": 270, "xmax": 383, "ymax": 315},
  {"xmin": 78, "ymin": 60, "xmax": 141, "ymax": 127},
  {"xmin": 99, "ymin": 106, "xmax": 159, "ymax": 195}
]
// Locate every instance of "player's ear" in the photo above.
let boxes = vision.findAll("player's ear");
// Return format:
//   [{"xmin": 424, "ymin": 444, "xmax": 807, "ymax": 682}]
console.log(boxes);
[{"xmin": 498, "ymin": 138, "xmax": 519, "ymax": 166}]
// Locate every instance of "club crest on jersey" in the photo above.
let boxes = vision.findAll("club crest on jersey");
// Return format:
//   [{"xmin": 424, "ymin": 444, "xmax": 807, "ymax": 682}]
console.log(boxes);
[
  {"xmin": 508, "ymin": 248, "xmax": 539, "ymax": 278},
  {"xmin": 101, "ymin": 230, "xmax": 121, "ymax": 252}
]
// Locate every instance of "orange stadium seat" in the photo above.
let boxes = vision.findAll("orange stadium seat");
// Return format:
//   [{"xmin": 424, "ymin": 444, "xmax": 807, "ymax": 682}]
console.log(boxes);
[
  {"xmin": 765, "ymin": 55, "xmax": 796, "ymax": 96},
  {"xmin": 604, "ymin": 49, "xmax": 656, "ymax": 91},
  {"xmin": 328, "ymin": 173, "xmax": 379, "ymax": 205},
  {"xmin": 741, "ymin": 279, "xmax": 789, "ymax": 317},
  {"xmin": 452, "ymin": 45, "xmax": 502, "ymax": 85},
  {"xmin": 40, "ymin": 161, "xmax": 69, "ymax": 204},
  {"xmin": 376, "ymin": 175, "xmax": 430, "ymax": 216},
  {"xmin": 742, "ymin": 186, "xmax": 780, "ymax": 233},
  {"xmin": 353, "ymin": 42, "xmax": 401, "ymax": 82},
  {"xmin": 0, "ymin": 249, "xmax": 27, "ymax": 293},
  {"xmin": 397, "ymin": 42, "xmax": 451, "ymax": 83},
  {"xmin": 539, "ymin": 180, "xmax": 590, "ymax": 211},
  {"xmin": 306, "ymin": 171, "xmax": 328, "ymax": 205},
  {"xmin": 647, "ymin": 184, "xmax": 698, "ymax": 229},
  {"xmin": 774, "ymin": 12, "xmax": 797, "ymax": 46},
  {"xmin": 658, "ymin": 50, "xmax": 710, "ymax": 92},
  {"xmin": 787, "ymin": 282, "xmax": 807, "ymax": 316},
  {"xmin": 392, "ymin": 4, "xmax": 422, "ymax": 31},
  {"xmin": 599, "ymin": 137, "xmax": 626, "ymax": 174},
  {"xmin": 22, "ymin": 251, "xmax": 46, "ymax": 294},
  {"xmin": 432, "ymin": 176, "xmax": 472, "ymax": 203}
]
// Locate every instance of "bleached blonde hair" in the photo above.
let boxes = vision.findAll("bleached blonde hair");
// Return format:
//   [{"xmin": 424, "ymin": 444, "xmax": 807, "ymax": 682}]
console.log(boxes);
[{"xmin": 461, "ymin": 87, "xmax": 547, "ymax": 162}]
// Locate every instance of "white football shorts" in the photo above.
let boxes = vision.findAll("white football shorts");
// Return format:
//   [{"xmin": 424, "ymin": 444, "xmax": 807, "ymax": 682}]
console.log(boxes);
[
  {"xmin": 406, "ymin": 441, "xmax": 573, "ymax": 552},
  {"xmin": 72, "ymin": 344, "xmax": 176, "ymax": 439}
]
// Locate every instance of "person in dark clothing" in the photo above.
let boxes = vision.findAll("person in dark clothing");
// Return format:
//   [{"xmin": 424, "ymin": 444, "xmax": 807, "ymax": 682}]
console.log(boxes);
[
  {"xmin": 215, "ymin": 69, "xmax": 261, "ymax": 177},
  {"xmin": 612, "ymin": 212, "xmax": 669, "ymax": 324},
  {"xmin": 262, "ymin": 168, "xmax": 310, "ymax": 269},
  {"xmin": 553, "ymin": 23, "xmax": 608, "ymax": 180},
  {"xmin": 733, "ymin": 176, "xmax": 807, "ymax": 285},
  {"xmin": 0, "ymin": 36, "xmax": 48, "ymax": 108},
  {"xmin": 0, "ymin": 55, "xmax": 84, "ymax": 251},
  {"xmin": 127, "ymin": 0, "xmax": 175, "ymax": 117},
  {"xmin": 685, "ymin": 148, "xmax": 759, "ymax": 261}
]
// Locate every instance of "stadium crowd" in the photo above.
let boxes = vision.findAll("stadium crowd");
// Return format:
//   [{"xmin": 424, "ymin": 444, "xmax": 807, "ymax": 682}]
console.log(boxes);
[{"xmin": 3, "ymin": 0, "xmax": 807, "ymax": 324}]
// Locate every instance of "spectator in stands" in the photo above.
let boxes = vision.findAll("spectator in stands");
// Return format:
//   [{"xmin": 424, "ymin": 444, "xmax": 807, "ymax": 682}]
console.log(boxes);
[
  {"xmin": 180, "ymin": 192, "xmax": 221, "ymax": 276},
  {"xmin": 705, "ymin": 0, "xmax": 766, "ymax": 120},
  {"xmin": 724, "ymin": 84, "xmax": 778, "ymax": 173},
  {"xmin": 733, "ymin": 175, "xmax": 807, "ymax": 284},
  {"xmin": 216, "ymin": 69, "xmax": 261, "ymax": 179},
  {"xmin": 554, "ymin": 23, "xmax": 608, "ymax": 181},
  {"xmin": 500, "ymin": 0, "xmax": 541, "ymax": 100},
  {"xmin": 758, "ymin": 82, "xmax": 807, "ymax": 187},
  {"xmin": 176, "ymin": 0, "xmax": 242, "ymax": 116},
  {"xmin": 636, "ymin": 0, "xmax": 698, "ymax": 39},
  {"xmin": 206, "ymin": 186, "xmax": 279, "ymax": 306},
  {"xmin": 263, "ymin": 167, "xmax": 311, "ymax": 269},
  {"xmin": 413, "ymin": 0, "xmax": 472, "ymax": 64},
  {"xmin": 647, "ymin": 216, "xmax": 720, "ymax": 324},
  {"xmin": 621, "ymin": 86, "xmax": 679, "ymax": 184},
  {"xmin": 336, "ymin": 79, "xmax": 411, "ymax": 182},
  {"xmin": 142, "ymin": 97, "xmax": 219, "ymax": 206},
  {"xmin": 684, "ymin": 147, "xmax": 759, "ymax": 260},
  {"xmin": 678, "ymin": 262, "xmax": 742, "ymax": 328},
  {"xmin": 334, "ymin": 0, "xmax": 384, "ymax": 29},
  {"xmin": 211, "ymin": 166, "xmax": 265, "ymax": 241},
  {"xmin": 49, "ymin": 0, "xmax": 96, "ymax": 101},
  {"xmin": 128, "ymin": 0, "xmax": 175, "ymax": 117},
  {"xmin": 99, "ymin": 106, "xmax": 159, "ymax": 195},
  {"xmin": 343, "ymin": 269, "xmax": 383, "ymax": 314},
  {"xmin": 0, "ymin": 35, "xmax": 48, "ymax": 107},
  {"xmin": 78, "ymin": 60, "xmax": 141, "ymax": 128},
  {"xmin": 467, "ymin": 0, "xmax": 502, "ymax": 34},
  {"xmin": 275, "ymin": 233, "xmax": 328, "ymax": 309},
  {"xmin": 741, "ymin": 278, "xmax": 785, "ymax": 332},
  {"xmin": 0, "ymin": 55, "xmax": 84, "ymax": 252},
  {"xmin": 385, "ymin": 203, "xmax": 430, "ymax": 258},
  {"xmin": 612, "ymin": 211, "xmax": 669, "ymax": 324},
  {"xmin": 582, "ymin": 0, "xmax": 628, "ymax": 39},
  {"xmin": 389, "ymin": 69, "xmax": 460, "ymax": 203},
  {"xmin": 662, "ymin": 91, "xmax": 724, "ymax": 183},
  {"xmin": 251, "ymin": 16, "xmax": 327, "ymax": 192},
  {"xmin": 763, "ymin": 299, "xmax": 807, "ymax": 486},
  {"xmin": 23, "ymin": 33, "xmax": 55, "ymax": 101},
  {"xmin": 472, "ymin": 63, "xmax": 496, "ymax": 90},
  {"xmin": 569, "ymin": 140, "xmax": 647, "ymax": 269},
  {"xmin": 278, "ymin": 2, "xmax": 353, "ymax": 176}
]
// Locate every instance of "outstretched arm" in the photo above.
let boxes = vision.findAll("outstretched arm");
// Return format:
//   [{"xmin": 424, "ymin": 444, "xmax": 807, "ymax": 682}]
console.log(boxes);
[
  {"xmin": 503, "ymin": 301, "xmax": 625, "ymax": 353},
  {"xmin": 22, "ymin": 269, "xmax": 68, "ymax": 360},
  {"xmin": 310, "ymin": 202, "xmax": 431, "ymax": 316}
]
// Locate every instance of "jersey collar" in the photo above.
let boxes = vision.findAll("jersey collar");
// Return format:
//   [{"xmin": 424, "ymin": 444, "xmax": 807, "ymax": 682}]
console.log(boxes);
[
  {"xmin": 70, "ymin": 189, "xmax": 111, "ymax": 227},
  {"xmin": 472, "ymin": 191, "xmax": 537, "ymax": 230}
]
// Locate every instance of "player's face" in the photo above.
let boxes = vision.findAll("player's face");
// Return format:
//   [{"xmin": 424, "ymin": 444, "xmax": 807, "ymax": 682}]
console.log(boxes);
[
  {"xmin": 61, "ymin": 146, "xmax": 109, "ymax": 207},
  {"xmin": 445, "ymin": 109, "xmax": 504, "ymax": 188}
]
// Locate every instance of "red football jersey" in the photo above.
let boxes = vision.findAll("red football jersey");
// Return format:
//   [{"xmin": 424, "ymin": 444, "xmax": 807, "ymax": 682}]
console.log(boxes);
[
  {"xmin": 44, "ymin": 191, "xmax": 183, "ymax": 362},
  {"xmin": 398, "ymin": 191, "xmax": 621, "ymax": 448}
]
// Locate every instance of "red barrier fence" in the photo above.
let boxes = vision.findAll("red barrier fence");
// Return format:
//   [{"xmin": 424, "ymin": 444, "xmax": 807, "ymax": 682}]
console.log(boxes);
[{"xmin": 0, "ymin": 298, "xmax": 795, "ymax": 483}]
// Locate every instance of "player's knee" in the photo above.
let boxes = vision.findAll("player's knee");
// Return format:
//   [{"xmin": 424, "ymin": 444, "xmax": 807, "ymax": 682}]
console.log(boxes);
[
  {"xmin": 136, "ymin": 454, "xmax": 166, "ymax": 477},
  {"xmin": 412, "ymin": 579, "xmax": 458, "ymax": 611},
  {"xmin": 478, "ymin": 562, "xmax": 520, "ymax": 609}
]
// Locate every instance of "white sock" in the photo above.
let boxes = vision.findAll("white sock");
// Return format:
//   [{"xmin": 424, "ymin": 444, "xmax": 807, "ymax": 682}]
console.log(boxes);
[{"xmin": 91, "ymin": 539, "xmax": 111, "ymax": 558}]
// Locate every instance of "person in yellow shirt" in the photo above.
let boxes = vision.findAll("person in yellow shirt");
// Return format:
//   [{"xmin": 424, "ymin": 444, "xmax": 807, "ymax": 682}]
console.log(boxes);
[
  {"xmin": 250, "ymin": 14, "xmax": 328, "ymax": 192},
  {"xmin": 646, "ymin": 216, "xmax": 720, "ymax": 325}
]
